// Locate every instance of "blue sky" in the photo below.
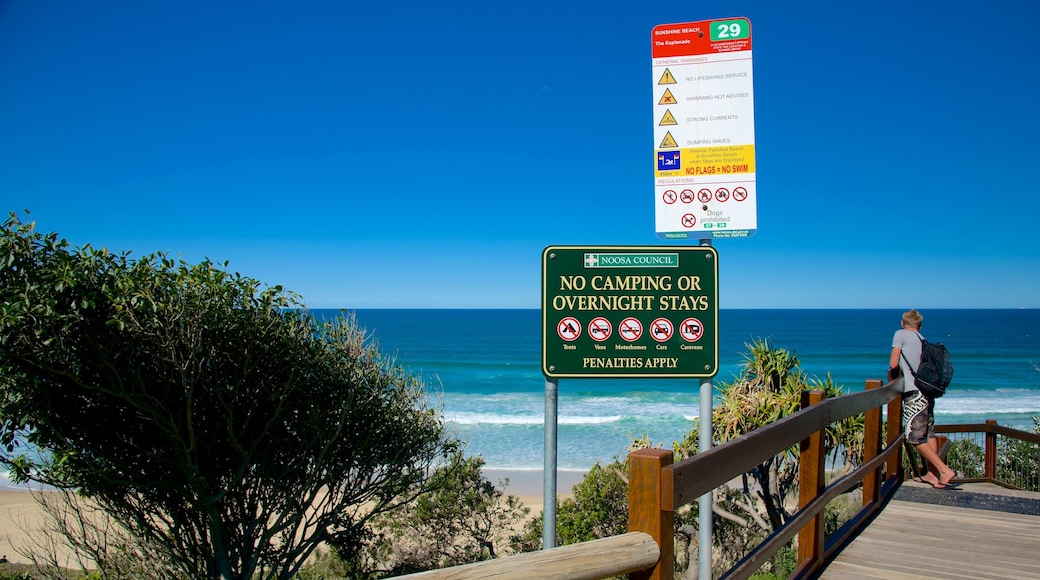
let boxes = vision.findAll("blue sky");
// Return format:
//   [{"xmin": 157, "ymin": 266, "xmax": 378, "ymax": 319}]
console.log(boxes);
[{"xmin": 2, "ymin": 1, "xmax": 1038, "ymax": 309}]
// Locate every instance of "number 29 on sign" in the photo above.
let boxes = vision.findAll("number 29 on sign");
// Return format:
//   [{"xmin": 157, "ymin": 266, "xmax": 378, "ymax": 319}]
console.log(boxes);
[{"xmin": 711, "ymin": 18, "xmax": 750, "ymax": 41}]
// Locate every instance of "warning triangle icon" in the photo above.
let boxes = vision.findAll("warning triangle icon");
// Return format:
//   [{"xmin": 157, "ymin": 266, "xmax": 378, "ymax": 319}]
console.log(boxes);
[
  {"xmin": 658, "ymin": 88, "xmax": 677, "ymax": 105},
  {"xmin": 659, "ymin": 132, "xmax": 678, "ymax": 148},
  {"xmin": 659, "ymin": 109, "xmax": 677, "ymax": 126},
  {"xmin": 658, "ymin": 68, "xmax": 677, "ymax": 85}
]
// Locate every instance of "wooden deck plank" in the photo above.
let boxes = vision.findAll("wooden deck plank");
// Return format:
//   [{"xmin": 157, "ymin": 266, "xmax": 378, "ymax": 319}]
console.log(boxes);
[{"xmin": 820, "ymin": 498, "xmax": 1040, "ymax": 579}]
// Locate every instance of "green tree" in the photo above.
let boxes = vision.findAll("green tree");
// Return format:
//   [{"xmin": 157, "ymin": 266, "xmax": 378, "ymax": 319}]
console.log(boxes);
[
  {"xmin": 341, "ymin": 454, "xmax": 530, "ymax": 577},
  {"xmin": 0, "ymin": 214, "xmax": 458, "ymax": 580},
  {"xmin": 513, "ymin": 446, "xmax": 696, "ymax": 578}
]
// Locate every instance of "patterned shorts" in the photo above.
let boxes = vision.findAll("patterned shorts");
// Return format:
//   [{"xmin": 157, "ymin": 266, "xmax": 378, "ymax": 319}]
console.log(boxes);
[{"xmin": 902, "ymin": 390, "xmax": 934, "ymax": 446}]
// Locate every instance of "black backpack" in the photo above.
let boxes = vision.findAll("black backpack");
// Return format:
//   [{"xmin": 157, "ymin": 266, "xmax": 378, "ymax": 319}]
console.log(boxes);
[{"xmin": 901, "ymin": 333, "xmax": 954, "ymax": 398}]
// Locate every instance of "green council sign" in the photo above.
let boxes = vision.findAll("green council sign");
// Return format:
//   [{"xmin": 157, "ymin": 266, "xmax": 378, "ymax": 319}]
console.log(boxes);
[{"xmin": 542, "ymin": 246, "xmax": 718, "ymax": 378}]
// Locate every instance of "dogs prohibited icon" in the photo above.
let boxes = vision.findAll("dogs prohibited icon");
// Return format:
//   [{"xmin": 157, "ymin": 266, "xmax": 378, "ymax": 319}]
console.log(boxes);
[
  {"xmin": 619, "ymin": 317, "xmax": 643, "ymax": 342},
  {"xmin": 681, "ymin": 214, "xmax": 696, "ymax": 228},
  {"xmin": 558, "ymin": 317, "xmax": 581, "ymax": 341},
  {"xmin": 680, "ymin": 318, "xmax": 704, "ymax": 342},
  {"xmin": 650, "ymin": 318, "xmax": 674, "ymax": 342},
  {"xmin": 589, "ymin": 317, "xmax": 612, "ymax": 342}
]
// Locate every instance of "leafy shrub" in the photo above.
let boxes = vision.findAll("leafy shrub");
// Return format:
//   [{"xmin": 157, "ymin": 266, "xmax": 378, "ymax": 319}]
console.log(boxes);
[{"xmin": 0, "ymin": 214, "xmax": 458, "ymax": 579}]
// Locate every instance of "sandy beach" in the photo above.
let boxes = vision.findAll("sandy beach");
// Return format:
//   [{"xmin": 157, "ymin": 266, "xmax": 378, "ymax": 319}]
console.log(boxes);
[
  {"xmin": 485, "ymin": 468, "xmax": 585, "ymax": 505},
  {"xmin": 0, "ymin": 470, "xmax": 585, "ymax": 566},
  {"xmin": 0, "ymin": 489, "xmax": 51, "ymax": 565},
  {"xmin": 485, "ymin": 469, "xmax": 586, "ymax": 519}
]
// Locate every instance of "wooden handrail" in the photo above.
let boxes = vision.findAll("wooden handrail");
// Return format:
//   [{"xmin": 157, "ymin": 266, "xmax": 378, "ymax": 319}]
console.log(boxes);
[
  {"xmin": 396, "ymin": 381, "xmax": 1036, "ymax": 580},
  {"xmin": 661, "ymin": 381, "xmax": 900, "ymax": 510},
  {"xmin": 629, "ymin": 378, "xmax": 905, "ymax": 580},
  {"xmin": 934, "ymin": 420, "xmax": 1040, "ymax": 488},
  {"xmin": 726, "ymin": 437, "xmax": 904, "ymax": 580},
  {"xmin": 398, "ymin": 532, "xmax": 659, "ymax": 580},
  {"xmin": 936, "ymin": 422, "xmax": 1040, "ymax": 444}
]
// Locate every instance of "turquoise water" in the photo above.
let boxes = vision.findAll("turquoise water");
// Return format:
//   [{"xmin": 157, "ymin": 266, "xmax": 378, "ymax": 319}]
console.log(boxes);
[
  {"xmin": 336, "ymin": 309, "xmax": 1040, "ymax": 471},
  {"xmin": 7, "ymin": 308, "xmax": 1032, "ymax": 489}
]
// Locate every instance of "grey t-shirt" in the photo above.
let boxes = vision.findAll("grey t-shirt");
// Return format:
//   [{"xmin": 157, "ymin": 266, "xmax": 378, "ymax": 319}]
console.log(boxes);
[{"xmin": 893, "ymin": 328, "xmax": 924, "ymax": 393}]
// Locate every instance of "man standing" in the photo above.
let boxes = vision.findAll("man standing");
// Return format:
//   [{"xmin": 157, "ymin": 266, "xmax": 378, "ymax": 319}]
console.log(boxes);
[{"xmin": 890, "ymin": 309, "xmax": 959, "ymax": 489}]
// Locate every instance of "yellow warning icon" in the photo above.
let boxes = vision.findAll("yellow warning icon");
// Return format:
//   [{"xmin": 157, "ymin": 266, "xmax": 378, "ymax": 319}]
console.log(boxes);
[
  {"xmin": 658, "ymin": 109, "xmax": 677, "ymax": 126},
  {"xmin": 659, "ymin": 132, "xmax": 678, "ymax": 148},
  {"xmin": 658, "ymin": 68, "xmax": 677, "ymax": 85},
  {"xmin": 658, "ymin": 88, "xmax": 677, "ymax": 105}
]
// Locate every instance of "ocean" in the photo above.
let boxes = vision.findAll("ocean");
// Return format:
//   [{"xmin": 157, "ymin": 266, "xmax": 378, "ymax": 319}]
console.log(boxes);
[
  {"xmin": 335, "ymin": 309, "xmax": 1040, "ymax": 472},
  {"xmin": 3, "ymin": 309, "xmax": 1036, "ymax": 491}
]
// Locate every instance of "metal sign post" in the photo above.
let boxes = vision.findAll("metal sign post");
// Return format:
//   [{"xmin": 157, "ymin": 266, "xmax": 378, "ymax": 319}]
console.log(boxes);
[{"xmin": 543, "ymin": 377, "xmax": 558, "ymax": 549}]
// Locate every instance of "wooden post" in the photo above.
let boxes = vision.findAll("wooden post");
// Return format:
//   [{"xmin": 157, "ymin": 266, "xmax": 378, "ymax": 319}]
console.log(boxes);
[
  {"xmin": 935, "ymin": 435, "xmax": 949, "ymax": 459},
  {"xmin": 886, "ymin": 391, "xmax": 903, "ymax": 480},
  {"xmin": 861, "ymin": 379, "xmax": 883, "ymax": 506},
  {"xmin": 985, "ymin": 419, "xmax": 998, "ymax": 480},
  {"xmin": 628, "ymin": 448, "xmax": 673, "ymax": 580},
  {"xmin": 797, "ymin": 389, "xmax": 826, "ymax": 567}
]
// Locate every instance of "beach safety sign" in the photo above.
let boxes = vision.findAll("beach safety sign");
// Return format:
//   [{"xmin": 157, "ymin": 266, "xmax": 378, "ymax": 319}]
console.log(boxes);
[
  {"xmin": 542, "ymin": 245, "xmax": 719, "ymax": 378},
  {"xmin": 651, "ymin": 17, "xmax": 757, "ymax": 239}
]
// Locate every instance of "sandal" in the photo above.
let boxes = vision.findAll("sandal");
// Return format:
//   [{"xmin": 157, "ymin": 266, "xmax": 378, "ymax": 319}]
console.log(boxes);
[{"xmin": 938, "ymin": 471, "xmax": 960, "ymax": 489}]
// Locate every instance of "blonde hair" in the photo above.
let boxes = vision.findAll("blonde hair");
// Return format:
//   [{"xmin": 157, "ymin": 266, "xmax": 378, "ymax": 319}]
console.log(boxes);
[{"xmin": 902, "ymin": 309, "xmax": 923, "ymax": 329}]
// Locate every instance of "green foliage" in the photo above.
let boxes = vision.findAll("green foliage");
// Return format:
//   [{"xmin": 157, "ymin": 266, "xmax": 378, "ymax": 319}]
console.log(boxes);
[
  {"xmin": 944, "ymin": 420, "xmax": 1039, "ymax": 490},
  {"xmin": 0, "ymin": 565, "xmax": 36, "ymax": 580},
  {"xmin": 515, "ymin": 458, "xmax": 629, "ymax": 552},
  {"xmin": 945, "ymin": 438, "xmax": 985, "ymax": 479},
  {"xmin": 515, "ymin": 450, "xmax": 700, "ymax": 580},
  {"xmin": 0, "ymin": 214, "xmax": 458, "ymax": 580},
  {"xmin": 556, "ymin": 459, "xmax": 630, "ymax": 544},
  {"xmin": 337, "ymin": 454, "xmax": 530, "ymax": 577},
  {"xmin": 998, "ymin": 418, "xmax": 1040, "ymax": 491}
]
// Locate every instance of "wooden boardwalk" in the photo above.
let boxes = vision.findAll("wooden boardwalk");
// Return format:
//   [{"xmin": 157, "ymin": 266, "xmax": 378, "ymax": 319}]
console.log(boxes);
[{"xmin": 820, "ymin": 482, "xmax": 1040, "ymax": 579}]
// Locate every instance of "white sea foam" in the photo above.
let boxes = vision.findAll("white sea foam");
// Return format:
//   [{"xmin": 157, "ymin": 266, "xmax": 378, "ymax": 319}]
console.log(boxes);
[
  {"xmin": 447, "ymin": 412, "xmax": 624, "ymax": 426},
  {"xmin": 936, "ymin": 392, "xmax": 1040, "ymax": 417}
]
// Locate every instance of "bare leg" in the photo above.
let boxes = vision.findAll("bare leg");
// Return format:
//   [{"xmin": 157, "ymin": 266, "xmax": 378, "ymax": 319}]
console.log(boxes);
[{"xmin": 914, "ymin": 439, "xmax": 956, "ymax": 486}]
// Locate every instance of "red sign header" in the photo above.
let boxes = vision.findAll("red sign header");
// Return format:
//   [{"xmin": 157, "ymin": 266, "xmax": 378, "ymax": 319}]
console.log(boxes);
[{"xmin": 651, "ymin": 18, "xmax": 752, "ymax": 59}]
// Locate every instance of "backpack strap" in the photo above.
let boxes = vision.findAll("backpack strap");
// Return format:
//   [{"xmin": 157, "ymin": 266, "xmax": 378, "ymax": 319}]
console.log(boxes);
[
  {"xmin": 899, "ymin": 350, "xmax": 918, "ymax": 378},
  {"xmin": 899, "ymin": 331, "xmax": 924, "ymax": 377},
  {"xmin": 902, "ymin": 332, "xmax": 927, "ymax": 378}
]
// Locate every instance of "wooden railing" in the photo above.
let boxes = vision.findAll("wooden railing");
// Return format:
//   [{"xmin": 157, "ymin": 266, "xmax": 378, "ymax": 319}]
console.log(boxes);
[
  {"xmin": 937, "ymin": 420, "xmax": 1040, "ymax": 490},
  {"xmin": 400, "ymin": 531, "xmax": 659, "ymax": 579},
  {"xmin": 399, "ymin": 378, "xmax": 906, "ymax": 579},
  {"xmin": 627, "ymin": 378, "xmax": 906, "ymax": 580}
]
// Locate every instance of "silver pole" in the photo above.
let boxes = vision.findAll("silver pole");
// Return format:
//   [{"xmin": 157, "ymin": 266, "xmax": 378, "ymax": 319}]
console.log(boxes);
[
  {"xmin": 543, "ymin": 376, "xmax": 559, "ymax": 549},
  {"xmin": 698, "ymin": 238, "xmax": 713, "ymax": 579},
  {"xmin": 698, "ymin": 377, "xmax": 713, "ymax": 579}
]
